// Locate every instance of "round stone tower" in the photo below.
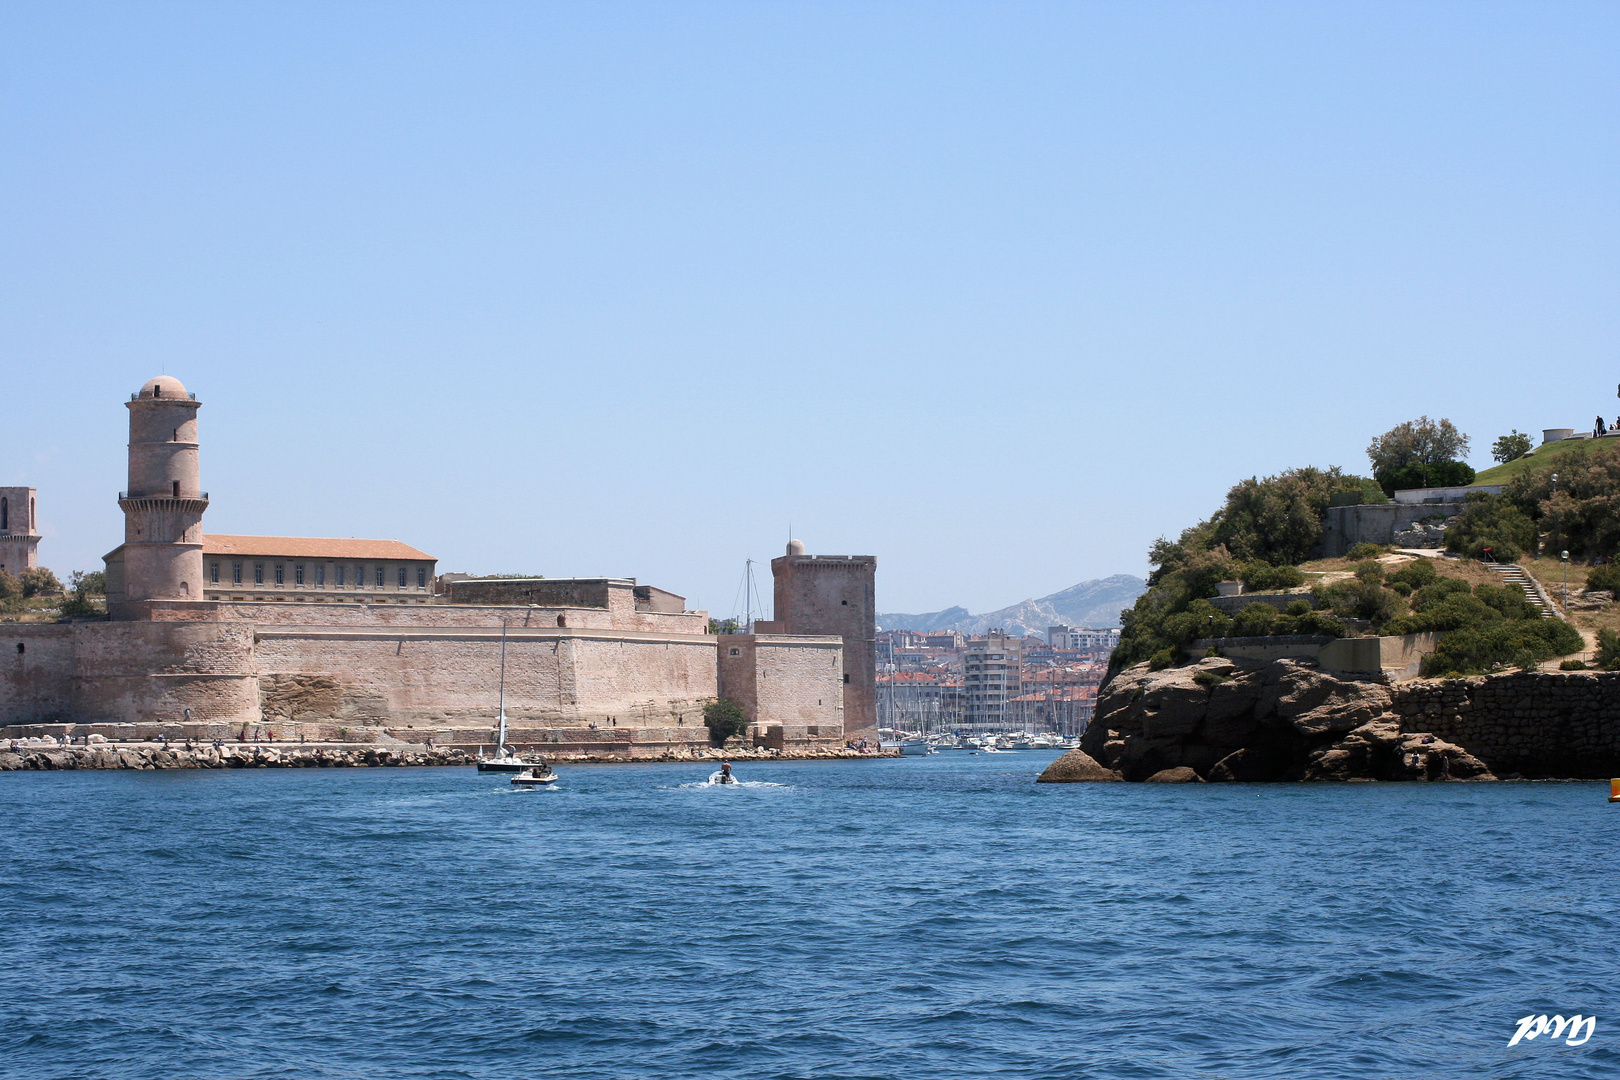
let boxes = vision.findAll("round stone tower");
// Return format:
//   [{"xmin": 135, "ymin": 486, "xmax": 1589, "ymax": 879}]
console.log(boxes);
[{"xmin": 118, "ymin": 376, "xmax": 208, "ymax": 601}]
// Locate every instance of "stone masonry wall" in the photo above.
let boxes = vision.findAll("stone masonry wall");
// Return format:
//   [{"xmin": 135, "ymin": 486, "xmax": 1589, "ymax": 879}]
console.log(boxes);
[
  {"xmin": 124, "ymin": 599, "xmax": 707, "ymax": 636},
  {"xmin": 1390, "ymin": 671, "xmax": 1620, "ymax": 777}
]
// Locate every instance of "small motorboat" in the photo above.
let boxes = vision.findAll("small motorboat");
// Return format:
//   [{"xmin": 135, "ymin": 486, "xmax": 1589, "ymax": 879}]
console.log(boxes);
[
  {"xmin": 511, "ymin": 765, "xmax": 557, "ymax": 787},
  {"xmin": 709, "ymin": 763, "xmax": 739, "ymax": 785}
]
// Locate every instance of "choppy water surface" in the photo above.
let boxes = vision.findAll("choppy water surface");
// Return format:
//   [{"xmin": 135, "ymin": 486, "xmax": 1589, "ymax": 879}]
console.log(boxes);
[{"xmin": 2, "ymin": 753, "xmax": 1617, "ymax": 1079}]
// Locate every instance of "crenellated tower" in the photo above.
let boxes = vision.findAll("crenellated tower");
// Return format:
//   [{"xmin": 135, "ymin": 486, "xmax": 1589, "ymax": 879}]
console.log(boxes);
[
  {"xmin": 0, "ymin": 486, "xmax": 40, "ymax": 576},
  {"xmin": 116, "ymin": 376, "xmax": 208, "ymax": 601}
]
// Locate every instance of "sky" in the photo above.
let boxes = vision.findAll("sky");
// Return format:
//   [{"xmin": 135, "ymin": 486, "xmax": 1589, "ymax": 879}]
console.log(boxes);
[{"xmin": 1, "ymin": 1, "xmax": 1616, "ymax": 618}]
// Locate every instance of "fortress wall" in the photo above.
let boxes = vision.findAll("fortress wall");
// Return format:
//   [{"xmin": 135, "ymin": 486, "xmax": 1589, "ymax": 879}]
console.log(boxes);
[
  {"xmin": 70, "ymin": 621, "xmax": 260, "ymax": 725},
  {"xmin": 126, "ymin": 599, "xmax": 706, "ymax": 635},
  {"xmin": 0, "ymin": 625, "xmax": 76, "ymax": 723},
  {"xmin": 1391, "ymin": 671, "xmax": 1620, "ymax": 777},
  {"xmin": 570, "ymin": 636, "xmax": 717, "ymax": 726},
  {"xmin": 252, "ymin": 628, "xmax": 716, "ymax": 730},
  {"xmin": 752, "ymin": 637, "xmax": 843, "ymax": 732}
]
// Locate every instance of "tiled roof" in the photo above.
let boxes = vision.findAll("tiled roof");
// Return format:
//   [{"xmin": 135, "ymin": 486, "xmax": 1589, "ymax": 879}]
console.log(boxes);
[{"xmin": 202, "ymin": 535, "xmax": 436, "ymax": 561}]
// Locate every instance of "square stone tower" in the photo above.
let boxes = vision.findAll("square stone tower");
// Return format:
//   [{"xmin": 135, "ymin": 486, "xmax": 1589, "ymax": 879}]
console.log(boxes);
[
  {"xmin": 0, "ymin": 486, "xmax": 40, "ymax": 576},
  {"xmin": 754, "ymin": 540, "xmax": 877, "ymax": 741}
]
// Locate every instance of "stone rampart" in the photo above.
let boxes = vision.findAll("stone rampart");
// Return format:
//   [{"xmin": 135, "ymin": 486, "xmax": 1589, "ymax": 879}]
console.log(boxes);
[{"xmin": 1390, "ymin": 671, "xmax": 1620, "ymax": 778}]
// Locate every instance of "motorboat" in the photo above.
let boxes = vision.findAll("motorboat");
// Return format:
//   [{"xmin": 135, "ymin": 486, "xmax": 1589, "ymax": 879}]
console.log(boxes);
[
  {"xmin": 511, "ymin": 764, "xmax": 557, "ymax": 787},
  {"xmin": 897, "ymin": 738, "xmax": 930, "ymax": 757}
]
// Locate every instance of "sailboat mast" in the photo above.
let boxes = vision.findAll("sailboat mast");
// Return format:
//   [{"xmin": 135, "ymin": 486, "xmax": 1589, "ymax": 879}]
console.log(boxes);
[{"xmin": 497, "ymin": 620, "xmax": 509, "ymax": 751}]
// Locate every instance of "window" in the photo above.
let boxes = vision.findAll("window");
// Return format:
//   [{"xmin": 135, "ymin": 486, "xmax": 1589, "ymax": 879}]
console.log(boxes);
[
  {"xmin": 336, "ymin": 566, "xmax": 345, "ymax": 587},
  {"xmin": 210, "ymin": 563, "xmax": 220, "ymax": 584},
  {"xmin": 844, "ymin": 673, "xmax": 851, "ymax": 684},
  {"xmin": 397, "ymin": 567, "xmax": 407, "ymax": 589},
  {"xmin": 841, "ymin": 600, "xmax": 848, "ymax": 606},
  {"xmin": 729, "ymin": 647, "xmax": 741, "ymax": 657},
  {"xmin": 375, "ymin": 567, "xmax": 385, "ymax": 588},
  {"xmin": 1, "ymin": 497, "xmax": 6, "ymax": 531},
  {"xmin": 254, "ymin": 564, "xmax": 264, "ymax": 585},
  {"xmin": 295, "ymin": 565, "xmax": 305, "ymax": 586},
  {"xmin": 417, "ymin": 568, "xmax": 426, "ymax": 589},
  {"xmin": 316, "ymin": 566, "xmax": 325, "ymax": 586},
  {"xmin": 275, "ymin": 565, "xmax": 284, "ymax": 585},
  {"xmin": 233, "ymin": 563, "xmax": 242, "ymax": 585},
  {"xmin": 173, "ymin": 481, "xmax": 180, "ymax": 497}
]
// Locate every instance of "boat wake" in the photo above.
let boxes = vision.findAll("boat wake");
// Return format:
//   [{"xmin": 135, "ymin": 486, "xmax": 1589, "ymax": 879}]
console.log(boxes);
[{"xmin": 676, "ymin": 776, "xmax": 793, "ymax": 790}]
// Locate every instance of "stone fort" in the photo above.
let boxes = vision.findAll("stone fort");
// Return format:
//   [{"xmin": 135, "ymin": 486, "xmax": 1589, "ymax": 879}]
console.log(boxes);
[{"xmin": 1, "ymin": 377, "xmax": 877, "ymax": 754}]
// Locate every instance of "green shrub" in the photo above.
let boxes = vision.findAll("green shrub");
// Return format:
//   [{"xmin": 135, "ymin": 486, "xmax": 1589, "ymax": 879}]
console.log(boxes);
[
  {"xmin": 1353, "ymin": 560, "xmax": 1385, "ymax": 584},
  {"xmin": 1285, "ymin": 599, "xmax": 1313, "ymax": 617},
  {"xmin": 1193, "ymin": 669, "xmax": 1230, "ymax": 689},
  {"xmin": 1444, "ymin": 492, "xmax": 1536, "ymax": 562},
  {"xmin": 1419, "ymin": 617, "xmax": 1583, "ymax": 676},
  {"xmin": 1409, "ymin": 577, "xmax": 1471, "ymax": 611},
  {"xmin": 1389, "ymin": 581, "xmax": 1413, "ymax": 597},
  {"xmin": 1317, "ymin": 577, "xmax": 1404, "ymax": 628},
  {"xmin": 1474, "ymin": 583, "xmax": 1541, "ymax": 621},
  {"xmin": 1376, "ymin": 460, "xmax": 1475, "ymax": 496},
  {"xmin": 0, "ymin": 571, "xmax": 22, "ymax": 615},
  {"xmin": 1148, "ymin": 648, "xmax": 1176, "ymax": 671},
  {"xmin": 1586, "ymin": 564, "xmax": 1620, "ymax": 594},
  {"xmin": 1386, "ymin": 559, "xmax": 1439, "ymax": 590},
  {"xmin": 1598, "ymin": 628, "xmax": 1620, "ymax": 671},
  {"xmin": 18, "ymin": 567, "xmax": 60, "ymax": 598},
  {"xmin": 1241, "ymin": 562, "xmax": 1306, "ymax": 592},
  {"xmin": 1230, "ymin": 602, "xmax": 1278, "ymax": 637},
  {"xmin": 1560, "ymin": 659, "xmax": 1589, "ymax": 671},
  {"xmin": 702, "ymin": 698, "xmax": 749, "ymax": 745},
  {"xmin": 1272, "ymin": 609, "xmax": 1346, "ymax": 637},
  {"xmin": 1346, "ymin": 542, "xmax": 1385, "ymax": 560}
]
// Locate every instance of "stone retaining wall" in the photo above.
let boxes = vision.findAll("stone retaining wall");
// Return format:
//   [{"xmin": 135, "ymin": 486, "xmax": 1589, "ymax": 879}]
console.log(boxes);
[{"xmin": 1390, "ymin": 671, "xmax": 1620, "ymax": 777}]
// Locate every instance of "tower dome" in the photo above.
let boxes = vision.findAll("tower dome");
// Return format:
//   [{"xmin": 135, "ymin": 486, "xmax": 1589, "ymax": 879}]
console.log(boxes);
[
  {"xmin": 138, "ymin": 375, "xmax": 189, "ymax": 400},
  {"xmin": 786, "ymin": 539, "xmax": 805, "ymax": 556}
]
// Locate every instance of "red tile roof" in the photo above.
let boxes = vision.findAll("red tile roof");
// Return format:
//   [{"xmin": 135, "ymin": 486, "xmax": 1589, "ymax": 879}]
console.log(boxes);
[{"xmin": 202, "ymin": 535, "xmax": 436, "ymax": 561}]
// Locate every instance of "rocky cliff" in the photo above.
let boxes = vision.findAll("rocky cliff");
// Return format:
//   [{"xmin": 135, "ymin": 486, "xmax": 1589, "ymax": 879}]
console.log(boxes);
[{"xmin": 1039, "ymin": 657, "xmax": 1493, "ymax": 783}]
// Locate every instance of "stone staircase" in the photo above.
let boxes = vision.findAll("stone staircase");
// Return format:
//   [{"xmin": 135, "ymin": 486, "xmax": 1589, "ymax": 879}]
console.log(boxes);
[{"xmin": 1487, "ymin": 564, "xmax": 1558, "ymax": 619}]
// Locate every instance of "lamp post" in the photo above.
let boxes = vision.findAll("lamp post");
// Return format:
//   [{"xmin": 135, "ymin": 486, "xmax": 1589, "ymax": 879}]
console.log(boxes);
[{"xmin": 1562, "ymin": 549, "xmax": 1570, "ymax": 610}]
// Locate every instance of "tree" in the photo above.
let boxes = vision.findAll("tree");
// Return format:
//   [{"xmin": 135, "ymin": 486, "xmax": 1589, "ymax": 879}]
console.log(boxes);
[
  {"xmin": 1443, "ymin": 492, "xmax": 1537, "ymax": 562},
  {"xmin": 70, "ymin": 570, "xmax": 107, "ymax": 595},
  {"xmin": 1367, "ymin": 416, "xmax": 1471, "ymax": 475},
  {"xmin": 703, "ymin": 698, "xmax": 749, "ymax": 745},
  {"xmin": 0, "ymin": 571, "xmax": 21, "ymax": 614},
  {"xmin": 19, "ymin": 567, "xmax": 60, "ymax": 598},
  {"xmin": 1491, "ymin": 430, "xmax": 1533, "ymax": 464}
]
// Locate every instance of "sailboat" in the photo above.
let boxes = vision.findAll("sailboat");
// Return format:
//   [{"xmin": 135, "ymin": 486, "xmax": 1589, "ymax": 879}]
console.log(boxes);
[{"xmin": 476, "ymin": 622, "xmax": 554, "ymax": 775}]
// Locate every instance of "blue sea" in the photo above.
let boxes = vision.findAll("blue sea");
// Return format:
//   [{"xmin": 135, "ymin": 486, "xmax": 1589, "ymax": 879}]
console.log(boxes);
[{"xmin": 2, "ymin": 751, "xmax": 1616, "ymax": 1079}]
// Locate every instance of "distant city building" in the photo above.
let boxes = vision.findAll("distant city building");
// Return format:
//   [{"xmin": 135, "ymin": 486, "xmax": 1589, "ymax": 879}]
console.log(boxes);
[
  {"xmin": 1047, "ymin": 625, "xmax": 1120, "ymax": 652},
  {"xmin": 924, "ymin": 630, "xmax": 965, "ymax": 650},
  {"xmin": 964, "ymin": 630, "xmax": 1022, "ymax": 728}
]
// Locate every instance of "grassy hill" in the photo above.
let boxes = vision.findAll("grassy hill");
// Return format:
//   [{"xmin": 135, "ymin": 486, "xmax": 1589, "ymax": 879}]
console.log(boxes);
[{"xmin": 1474, "ymin": 436, "xmax": 1619, "ymax": 486}]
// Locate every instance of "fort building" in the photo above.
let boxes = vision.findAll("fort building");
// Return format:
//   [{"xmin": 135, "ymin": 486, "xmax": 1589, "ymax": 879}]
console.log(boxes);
[
  {"xmin": 0, "ymin": 487, "xmax": 40, "ymax": 576},
  {"xmin": 2, "ymin": 376, "xmax": 854, "ymax": 757},
  {"xmin": 751, "ymin": 540, "xmax": 878, "ymax": 742}
]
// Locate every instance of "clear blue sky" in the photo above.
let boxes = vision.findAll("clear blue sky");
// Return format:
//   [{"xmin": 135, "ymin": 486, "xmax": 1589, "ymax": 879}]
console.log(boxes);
[{"xmin": 2, "ymin": 2, "xmax": 1615, "ymax": 616}]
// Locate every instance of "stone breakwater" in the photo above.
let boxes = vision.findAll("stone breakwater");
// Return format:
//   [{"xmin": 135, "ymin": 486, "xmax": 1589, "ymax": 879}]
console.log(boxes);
[{"xmin": 0, "ymin": 743, "xmax": 896, "ymax": 772}]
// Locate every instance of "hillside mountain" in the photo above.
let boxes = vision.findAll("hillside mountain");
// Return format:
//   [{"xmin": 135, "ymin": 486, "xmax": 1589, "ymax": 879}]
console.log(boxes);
[{"xmin": 876, "ymin": 574, "xmax": 1146, "ymax": 638}]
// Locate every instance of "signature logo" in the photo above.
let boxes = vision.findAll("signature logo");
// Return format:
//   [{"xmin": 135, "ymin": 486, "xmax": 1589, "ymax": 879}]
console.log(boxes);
[{"xmin": 1509, "ymin": 1014, "xmax": 1595, "ymax": 1047}]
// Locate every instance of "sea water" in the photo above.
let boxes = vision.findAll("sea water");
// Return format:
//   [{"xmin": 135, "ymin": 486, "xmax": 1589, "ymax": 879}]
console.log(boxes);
[{"xmin": 1, "ymin": 752, "xmax": 1616, "ymax": 1079}]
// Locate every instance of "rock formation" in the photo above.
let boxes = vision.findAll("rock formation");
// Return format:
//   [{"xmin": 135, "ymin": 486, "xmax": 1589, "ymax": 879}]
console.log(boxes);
[{"xmin": 1038, "ymin": 657, "xmax": 1495, "ymax": 783}]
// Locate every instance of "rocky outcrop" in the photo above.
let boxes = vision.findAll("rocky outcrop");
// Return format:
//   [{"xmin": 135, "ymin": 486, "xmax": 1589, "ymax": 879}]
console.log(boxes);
[
  {"xmin": 1035, "ymin": 749, "xmax": 1121, "ymax": 783},
  {"xmin": 1066, "ymin": 657, "xmax": 1498, "ymax": 783}
]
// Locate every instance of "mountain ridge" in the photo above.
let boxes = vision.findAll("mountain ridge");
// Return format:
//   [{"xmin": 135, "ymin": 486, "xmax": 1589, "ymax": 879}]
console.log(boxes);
[{"xmin": 876, "ymin": 574, "xmax": 1146, "ymax": 638}]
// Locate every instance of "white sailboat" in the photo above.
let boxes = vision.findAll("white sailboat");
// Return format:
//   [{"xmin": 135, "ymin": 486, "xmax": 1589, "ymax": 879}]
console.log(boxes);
[{"xmin": 477, "ymin": 622, "xmax": 554, "ymax": 775}]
